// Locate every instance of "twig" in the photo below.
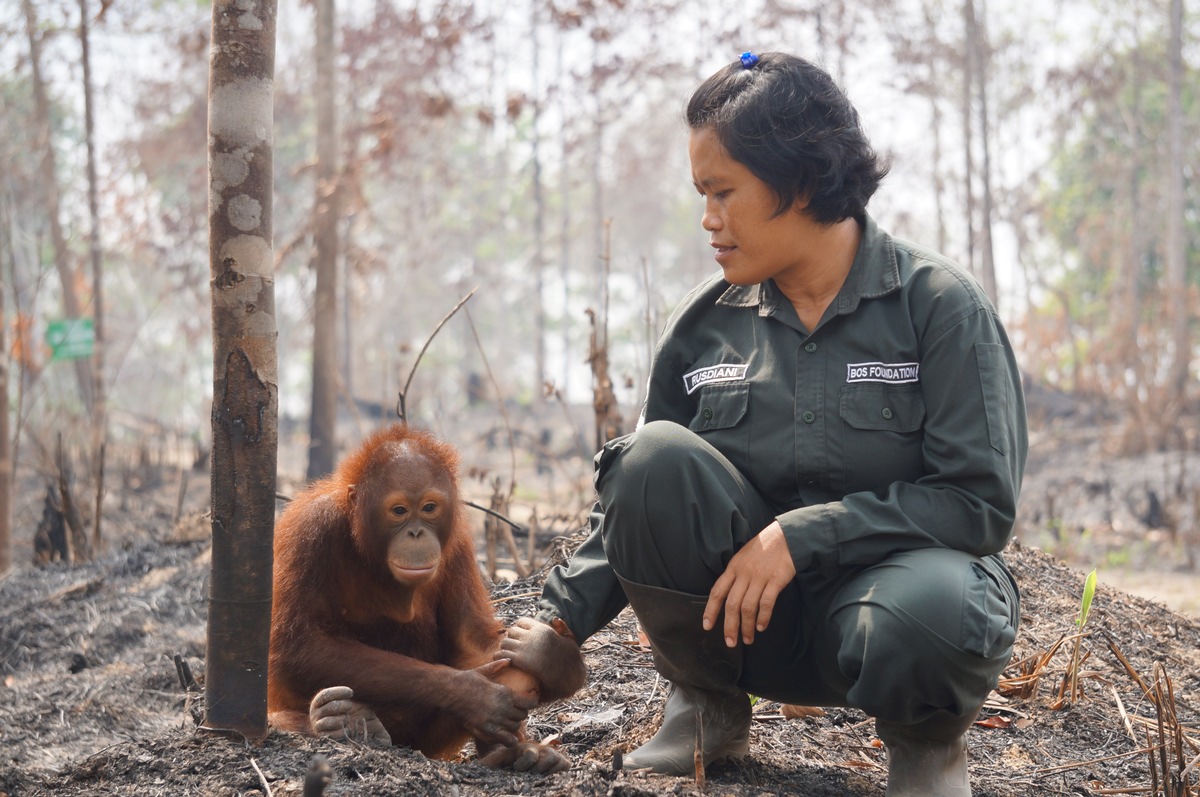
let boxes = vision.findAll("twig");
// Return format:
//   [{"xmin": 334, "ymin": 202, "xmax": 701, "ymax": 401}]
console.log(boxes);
[
  {"xmin": 91, "ymin": 438, "xmax": 105, "ymax": 551},
  {"xmin": 465, "ymin": 500, "xmax": 524, "ymax": 533},
  {"xmin": 395, "ymin": 287, "xmax": 477, "ymax": 422},
  {"xmin": 1148, "ymin": 727, "xmax": 1160, "ymax": 796},
  {"xmin": 173, "ymin": 465, "xmax": 190, "ymax": 526},
  {"xmin": 647, "ymin": 671, "xmax": 661, "ymax": 709},
  {"xmin": 489, "ymin": 591, "xmax": 542, "ymax": 605},
  {"xmin": 464, "ymin": 306, "xmax": 532, "ymax": 576},
  {"xmin": 1180, "ymin": 748, "xmax": 1200, "ymax": 780},
  {"xmin": 1112, "ymin": 685, "xmax": 1139, "ymax": 745},
  {"xmin": 1153, "ymin": 666, "xmax": 1169, "ymax": 791},
  {"xmin": 1103, "ymin": 631, "xmax": 1155, "ymax": 700},
  {"xmin": 1030, "ymin": 743, "xmax": 1161, "ymax": 776},
  {"xmin": 250, "ymin": 756, "xmax": 273, "ymax": 797},
  {"xmin": 463, "ymin": 308, "xmax": 518, "ymax": 495}
]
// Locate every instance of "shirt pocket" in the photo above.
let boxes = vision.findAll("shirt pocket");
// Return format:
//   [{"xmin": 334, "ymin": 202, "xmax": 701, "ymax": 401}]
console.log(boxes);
[
  {"xmin": 687, "ymin": 383, "xmax": 749, "ymax": 432},
  {"xmin": 839, "ymin": 383, "xmax": 926, "ymax": 433},
  {"xmin": 837, "ymin": 384, "xmax": 926, "ymax": 491}
]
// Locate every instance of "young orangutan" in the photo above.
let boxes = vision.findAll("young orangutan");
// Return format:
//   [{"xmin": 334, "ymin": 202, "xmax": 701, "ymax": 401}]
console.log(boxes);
[{"xmin": 267, "ymin": 424, "xmax": 581, "ymax": 772}]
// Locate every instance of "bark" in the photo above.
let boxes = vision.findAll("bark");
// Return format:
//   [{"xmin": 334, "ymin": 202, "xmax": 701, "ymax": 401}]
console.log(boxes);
[
  {"xmin": 960, "ymin": 0, "xmax": 976, "ymax": 276},
  {"xmin": 588, "ymin": 222, "xmax": 622, "ymax": 449},
  {"xmin": 590, "ymin": 36, "xmax": 607, "ymax": 304},
  {"xmin": 1166, "ymin": 0, "xmax": 1188, "ymax": 398},
  {"xmin": 0, "ymin": 221, "xmax": 10, "ymax": 576},
  {"xmin": 20, "ymin": 0, "xmax": 95, "ymax": 412},
  {"xmin": 530, "ymin": 0, "xmax": 547, "ymax": 409},
  {"xmin": 80, "ymin": 0, "xmax": 107, "ymax": 550},
  {"xmin": 306, "ymin": 0, "xmax": 338, "ymax": 481},
  {"xmin": 56, "ymin": 434, "xmax": 90, "ymax": 562},
  {"xmin": 926, "ymin": 44, "xmax": 947, "ymax": 256},
  {"xmin": 973, "ymin": 0, "xmax": 999, "ymax": 308},
  {"xmin": 1115, "ymin": 32, "xmax": 1144, "ymax": 381},
  {"xmin": 556, "ymin": 34, "xmax": 573, "ymax": 396},
  {"xmin": 205, "ymin": 0, "xmax": 279, "ymax": 741}
]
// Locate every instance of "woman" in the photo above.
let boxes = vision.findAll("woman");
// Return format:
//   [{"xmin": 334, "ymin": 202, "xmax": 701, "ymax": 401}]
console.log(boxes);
[{"xmin": 499, "ymin": 52, "xmax": 1025, "ymax": 797}]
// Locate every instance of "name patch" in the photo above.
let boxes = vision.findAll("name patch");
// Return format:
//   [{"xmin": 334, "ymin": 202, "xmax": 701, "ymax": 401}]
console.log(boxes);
[
  {"xmin": 683, "ymin": 363, "xmax": 749, "ymax": 395},
  {"xmin": 846, "ymin": 362, "xmax": 920, "ymax": 384}
]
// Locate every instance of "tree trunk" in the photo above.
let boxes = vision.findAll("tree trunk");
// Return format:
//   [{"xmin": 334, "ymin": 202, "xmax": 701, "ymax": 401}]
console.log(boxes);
[
  {"xmin": 926, "ymin": 50, "xmax": 947, "ymax": 256},
  {"xmin": 530, "ymin": 0, "xmax": 547, "ymax": 410},
  {"xmin": 20, "ymin": 0, "xmax": 95, "ymax": 413},
  {"xmin": 0, "ymin": 220, "xmax": 10, "ymax": 576},
  {"xmin": 80, "ymin": 0, "xmax": 107, "ymax": 550},
  {"xmin": 205, "ymin": 0, "xmax": 279, "ymax": 741},
  {"xmin": 590, "ymin": 36, "xmax": 607, "ymax": 306},
  {"xmin": 56, "ymin": 434, "xmax": 90, "ymax": 562},
  {"xmin": 1166, "ymin": 0, "xmax": 1188, "ymax": 398},
  {"xmin": 1115, "ymin": 28, "xmax": 1143, "ymax": 383},
  {"xmin": 556, "ymin": 34, "xmax": 573, "ymax": 397},
  {"xmin": 307, "ymin": 0, "xmax": 339, "ymax": 481},
  {"xmin": 960, "ymin": 0, "xmax": 976, "ymax": 277},
  {"xmin": 973, "ymin": 0, "xmax": 999, "ymax": 308}
]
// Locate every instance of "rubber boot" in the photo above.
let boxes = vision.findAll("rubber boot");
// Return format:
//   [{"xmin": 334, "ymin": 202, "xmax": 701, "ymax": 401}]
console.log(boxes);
[
  {"xmin": 617, "ymin": 577, "xmax": 751, "ymax": 775},
  {"xmin": 876, "ymin": 709, "xmax": 979, "ymax": 797}
]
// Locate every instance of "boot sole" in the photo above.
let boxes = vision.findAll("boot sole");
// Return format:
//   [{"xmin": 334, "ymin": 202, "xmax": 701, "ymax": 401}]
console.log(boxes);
[{"xmin": 705, "ymin": 738, "xmax": 750, "ymax": 768}]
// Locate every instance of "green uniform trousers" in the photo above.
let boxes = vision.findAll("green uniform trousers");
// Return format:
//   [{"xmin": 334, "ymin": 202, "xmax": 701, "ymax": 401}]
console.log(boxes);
[{"xmin": 598, "ymin": 420, "xmax": 1020, "ymax": 727}]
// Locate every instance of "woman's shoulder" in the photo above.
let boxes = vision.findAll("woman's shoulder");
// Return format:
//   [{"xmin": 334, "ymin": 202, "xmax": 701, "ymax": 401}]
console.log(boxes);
[
  {"xmin": 661, "ymin": 271, "xmax": 732, "ymax": 327},
  {"xmin": 678, "ymin": 270, "xmax": 731, "ymax": 307},
  {"xmin": 891, "ymin": 235, "xmax": 994, "ymax": 315}
]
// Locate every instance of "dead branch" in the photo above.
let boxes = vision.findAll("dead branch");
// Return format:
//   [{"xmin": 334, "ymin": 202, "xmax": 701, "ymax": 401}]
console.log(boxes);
[
  {"xmin": 586, "ymin": 307, "xmax": 624, "ymax": 451},
  {"xmin": 395, "ymin": 287, "xmax": 477, "ymax": 422}
]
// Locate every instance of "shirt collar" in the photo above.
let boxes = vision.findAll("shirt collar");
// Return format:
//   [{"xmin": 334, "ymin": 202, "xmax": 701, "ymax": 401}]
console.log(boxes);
[
  {"xmin": 837, "ymin": 213, "xmax": 900, "ymax": 313},
  {"xmin": 715, "ymin": 214, "xmax": 900, "ymax": 317}
]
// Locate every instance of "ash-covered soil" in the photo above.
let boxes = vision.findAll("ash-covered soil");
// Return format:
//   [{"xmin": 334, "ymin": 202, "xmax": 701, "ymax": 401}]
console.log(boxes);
[
  {"xmin": 1, "ymin": 527, "xmax": 1198, "ymax": 796},
  {"xmin": 1, "ymin": 409, "xmax": 1199, "ymax": 796}
]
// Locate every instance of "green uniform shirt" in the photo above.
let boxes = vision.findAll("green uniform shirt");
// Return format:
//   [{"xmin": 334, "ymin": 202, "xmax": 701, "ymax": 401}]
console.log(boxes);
[{"xmin": 539, "ymin": 215, "xmax": 1028, "ymax": 640}]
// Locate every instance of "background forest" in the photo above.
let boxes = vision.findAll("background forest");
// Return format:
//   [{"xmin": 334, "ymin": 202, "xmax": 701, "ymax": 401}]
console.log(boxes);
[{"xmin": 0, "ymin": 0, "xmax": 1197, "ymax": 586}]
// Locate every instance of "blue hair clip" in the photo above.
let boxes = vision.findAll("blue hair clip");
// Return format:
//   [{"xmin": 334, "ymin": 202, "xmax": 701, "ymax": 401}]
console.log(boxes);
[{"xmin": 740, "ymin": 51, "xmax": 760, "ymax": 69}]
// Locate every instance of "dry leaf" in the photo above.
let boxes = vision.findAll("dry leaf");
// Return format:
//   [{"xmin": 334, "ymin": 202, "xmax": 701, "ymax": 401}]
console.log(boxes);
[
  {"xmin": 974, "ymin": 715, "xmax": 1013, "ymax": 729},
  {"xmin": 781, "ymin": 704, "xmax": 827, "ymax": 719}
]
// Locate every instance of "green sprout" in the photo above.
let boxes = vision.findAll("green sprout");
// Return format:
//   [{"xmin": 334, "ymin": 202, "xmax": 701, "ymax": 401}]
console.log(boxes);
[
  {"xmin": 1076, "ymin": 569, "xmax": 1097, "ymax": 629},
  {"xmin": 1062, "ymin": 568, "xmax": 1098, "ymax": 706}
]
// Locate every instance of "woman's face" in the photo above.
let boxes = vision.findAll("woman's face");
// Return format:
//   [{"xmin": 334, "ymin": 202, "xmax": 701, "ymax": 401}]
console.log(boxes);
[{"xmin": 688, "ymin": 126, "xmax": 812, "ymax": 286}]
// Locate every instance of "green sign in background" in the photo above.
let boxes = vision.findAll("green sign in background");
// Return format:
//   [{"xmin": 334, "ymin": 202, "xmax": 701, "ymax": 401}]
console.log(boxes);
[{"xmin": 45, "ymin": 318, "xmax": 95, "ymax": 361}]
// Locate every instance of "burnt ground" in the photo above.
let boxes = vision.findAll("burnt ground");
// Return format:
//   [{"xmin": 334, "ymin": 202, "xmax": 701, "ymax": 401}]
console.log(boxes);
[{"xmin": 1, "ymin": 411, "xmax": 1199, "ymax": 796}]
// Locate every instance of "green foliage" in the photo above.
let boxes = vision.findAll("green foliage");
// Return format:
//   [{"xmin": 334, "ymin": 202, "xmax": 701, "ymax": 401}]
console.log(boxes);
[{"xmin": 1033, "ymin": 38, "xmax": 1200, "ymax": 390}]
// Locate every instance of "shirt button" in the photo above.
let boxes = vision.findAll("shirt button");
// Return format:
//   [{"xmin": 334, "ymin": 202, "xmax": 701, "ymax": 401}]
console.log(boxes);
[
  {"xmin": 802, "ymin": 411, "xmax": 816, "ymax": 424},
  {"xmin": 804, "ymin": 342, "xmax": 817, "ymax": 353},
  {"xmin": 702, "ymin": 407, "xmax": 713, "ymax": 420},
  {"xmin": 881, "ymin": 407, "xmax": 894, "ymax": 420}
]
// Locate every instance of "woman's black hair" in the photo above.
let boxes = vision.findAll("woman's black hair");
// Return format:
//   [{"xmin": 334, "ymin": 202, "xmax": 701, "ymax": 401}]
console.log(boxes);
[{"xmin": 686, "ymin": 52, "xmax": 889, "ymax": 225}]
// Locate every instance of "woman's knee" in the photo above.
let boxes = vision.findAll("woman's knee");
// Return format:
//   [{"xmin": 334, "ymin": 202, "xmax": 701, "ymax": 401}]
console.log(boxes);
[
  {"xmin": 595, "ymin": 421, "xmax": 766, "ymax": 590},
  {"xmin": 597, "ymin": 421, "xmax": 705, "ymax": 500},
  {"xmin": 830, "ymin": 553, "xmax": 1018, "ymax": 722}
]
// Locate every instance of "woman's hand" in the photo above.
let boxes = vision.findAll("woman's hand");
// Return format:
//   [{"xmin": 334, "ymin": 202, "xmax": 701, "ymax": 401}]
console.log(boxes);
[
  {"xmin": 495, "ymin": 617, "xmax": 587, "ymax": 703},
  {"xmin": 703, "ymin": 520, "xmax": 796, "ymax": 647}
]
